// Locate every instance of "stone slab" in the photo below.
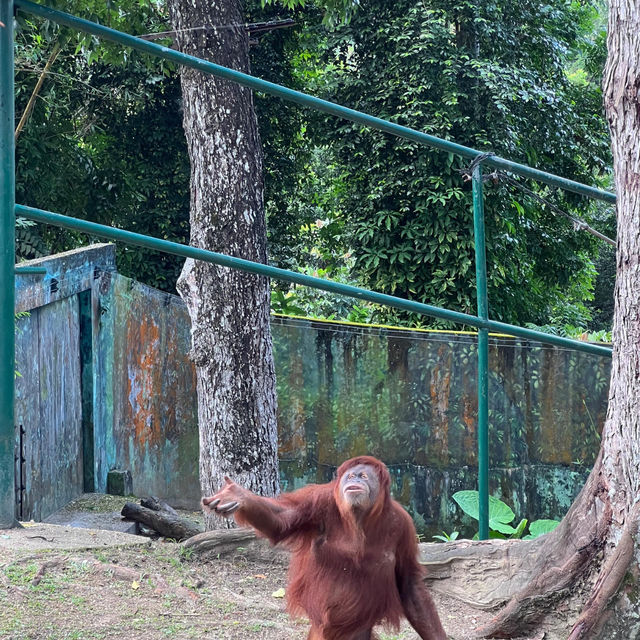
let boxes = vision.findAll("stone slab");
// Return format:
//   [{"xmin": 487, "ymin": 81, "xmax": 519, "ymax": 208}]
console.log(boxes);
[
  {"xmin": 0, "ymin": 522, "xmax": 150, "ymax": 552},
  {"xmin": 44, "ymin": 509, "xmax": 137, "ymax": 534}
]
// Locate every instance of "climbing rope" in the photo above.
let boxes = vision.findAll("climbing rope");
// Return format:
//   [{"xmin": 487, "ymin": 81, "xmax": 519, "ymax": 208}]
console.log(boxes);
[{"xmin": 460, "ymin": 154, "xmax": 616, "ymax": 247}]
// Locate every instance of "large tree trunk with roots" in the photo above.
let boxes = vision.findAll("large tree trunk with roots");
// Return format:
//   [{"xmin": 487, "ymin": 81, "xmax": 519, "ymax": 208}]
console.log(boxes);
[
  {"xmin": 166, "ymin": 0, "xmax": 280, "ymax": 529},
  {"xmin": 426, "ymin": 3, "xmax": 640, "ymax": 638}
]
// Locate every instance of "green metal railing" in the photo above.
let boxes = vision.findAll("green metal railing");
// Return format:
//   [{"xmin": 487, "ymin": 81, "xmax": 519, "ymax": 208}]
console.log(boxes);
[
  {"xmin": 1, "ymin": 0, "xmax": 16, "ymax": 529},
  {"xmin": 14, "ymin": 205, "xmax": 614, "ymax": 358},
  {"xmin": 0, "ymin": 0, "xmax": 615, "ymax": 533},
  {"xmin": 472, "ymin": 164, "xmax": 491, "ymax": 540}
]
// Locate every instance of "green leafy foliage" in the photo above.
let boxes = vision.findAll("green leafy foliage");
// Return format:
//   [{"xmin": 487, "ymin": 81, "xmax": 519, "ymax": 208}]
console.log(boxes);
[
  {"xmin": 262, "ymin": 0, "xmax": 359, "ymax": 27},
  {"xmin": 525, "ymin": 518, "xmax": 561, "ymax": 540},
  {"xmin": 301, "ymin": 0, "xmax": 612, "ymax": 326},
  {"xmin": 271, "ymin": 289, "xmax": 306, "ymax": 316},
  {"xmin": 14, "ymin": 3, "xmax": 188, "ymax": 290},
  {"xmin": 587, "ymin": 244, "xmax": 616, "ymax": 331},
  {"xmin": 452, "ymin": 489, "xmax": 560, "ymax": 540},
  {"xmin": 15, "ymin": 217, "xmax": 47, "ymax": 259},
  {"xmin": 14, "ymin": 0, "xmax": 344, "ymax": 293},
  {"xmin": 76, "ymin": 64, "xmax": 190, "ymax": 289},
  {"xmin": 453, "ymin": 489, "xmax": 518, "ymax": 535},
  {"xmin": 432, "ymin": 530, "xmax": 460, "ymax": 542}
]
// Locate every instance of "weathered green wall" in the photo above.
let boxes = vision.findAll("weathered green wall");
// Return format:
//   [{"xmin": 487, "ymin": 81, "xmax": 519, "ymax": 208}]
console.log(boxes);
[
  {"xmin": 15, "ymin": 245, "xmax": 611, "ymax": 535},
  {"xmin": 107, "ymin": 276, "xmax": 199, "ymax": 503},
  {"xmin": 14, "ymin": 245, "xmax": 115, "ymax": 520},
  {"xmin": 272, "ymin": 317, "xmax": 609, "ymax": 533}
]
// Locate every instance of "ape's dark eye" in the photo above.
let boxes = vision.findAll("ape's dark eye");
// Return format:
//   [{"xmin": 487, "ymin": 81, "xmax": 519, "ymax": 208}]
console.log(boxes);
[{"xmin": 361, "ymin": 473, "xmax": 367, "ymax": 479}]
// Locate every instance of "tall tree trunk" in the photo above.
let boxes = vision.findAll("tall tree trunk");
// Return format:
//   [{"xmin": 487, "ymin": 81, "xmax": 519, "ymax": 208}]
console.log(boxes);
[
  {"xmin": 463, "ymin": 2, "xmax": 640, "ymax": 638},
  {"xmin": 166, "ymin": 0, "xmax": 280, "ymax": 529}
]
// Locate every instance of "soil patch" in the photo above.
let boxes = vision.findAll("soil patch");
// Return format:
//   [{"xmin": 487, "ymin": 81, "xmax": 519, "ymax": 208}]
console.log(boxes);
[
  {"xmin": 0, "ymin": 536, "xmax": 556, "ymax": 639},
  {"xmin": 0, "ymin": 494, "xmax": 554, "ymax": 639}
]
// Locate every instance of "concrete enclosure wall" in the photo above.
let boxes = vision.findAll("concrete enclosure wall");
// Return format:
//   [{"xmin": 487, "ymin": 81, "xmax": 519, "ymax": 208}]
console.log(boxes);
[
  {"xmin": 15, "ymin": 245, "xmax": 115, "ymax": 520},
  {"xmin": 14, "ymin": 245, "xmax": 610, "ymax": 535}
]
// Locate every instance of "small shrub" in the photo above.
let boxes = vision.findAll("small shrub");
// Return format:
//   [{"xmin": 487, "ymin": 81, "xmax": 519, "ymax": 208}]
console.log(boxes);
[{"xmin": 452, "ymin": 490, "xmax": 560, "ymax": 540}]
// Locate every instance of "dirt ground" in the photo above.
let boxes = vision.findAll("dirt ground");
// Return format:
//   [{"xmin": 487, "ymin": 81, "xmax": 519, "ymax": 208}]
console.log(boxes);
[
  {"xmin": 0, "ymin": 496, "xmax": 544, "ymax": 640},
  {"xmin": 0, "ymin": 541, "xmax": 501, "ymax": 640}
]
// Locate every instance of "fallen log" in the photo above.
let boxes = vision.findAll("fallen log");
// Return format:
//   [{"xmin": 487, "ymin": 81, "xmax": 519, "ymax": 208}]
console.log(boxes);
[
  {"xmin": 140, "ymin": 496, "xmax": 179, "ymax": 517},
  {"xmin": 121, "ymin": 502, "xmax": 202, "ymax": 541}
]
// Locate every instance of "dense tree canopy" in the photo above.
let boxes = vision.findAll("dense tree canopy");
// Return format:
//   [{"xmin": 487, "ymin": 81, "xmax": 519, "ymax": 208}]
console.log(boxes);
[
  {"xmin": 14, "ymin": 0, "xmax": 314, "ymax": 292},
  {"xmin": 13, "ymin": 1, "xmax": 191, "ymax": 288},
  {"xmin": 299, "ymin": 0, "xmax": 612, "ymax": 326},
  {"xmin": 13, "ymin": 0, "xmax": 615, "ymax": 332}
]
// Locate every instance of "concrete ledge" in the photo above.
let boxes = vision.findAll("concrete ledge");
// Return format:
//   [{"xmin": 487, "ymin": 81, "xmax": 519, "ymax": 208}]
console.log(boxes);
[{"xmin": 0, "ymin": 522, "xmax": 150, "ymax": 552}]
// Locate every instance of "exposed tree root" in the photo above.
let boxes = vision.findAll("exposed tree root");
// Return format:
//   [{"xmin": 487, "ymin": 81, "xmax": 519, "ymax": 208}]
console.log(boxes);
[
  {"xmin": 91, "ymin": 560, "xmax": 141, "ymax": 582},
  {"xmin": 31, "ymin": 557, "xmax": 65, "ymax": 586},
  {"xmin": 472, "ymin": 471, "xmax": 613, "ymax": 638},
  {"xmin": 567, "ymin": 504, "xmax": 640, "ymax": 640},
  {"xmin": 420, "ymin": 537, "xmax": 549, "ymax": 609},
  {"xmin": 183, "ymin": 528, "xmax": 288, "ymax": 564},
  {"xmin": 474, "ymin": 545, "xmax": 598, "ymax": 638},
  {"xmin": 152, "ymin": 573, "xmax": 199, "ymax": 602}
]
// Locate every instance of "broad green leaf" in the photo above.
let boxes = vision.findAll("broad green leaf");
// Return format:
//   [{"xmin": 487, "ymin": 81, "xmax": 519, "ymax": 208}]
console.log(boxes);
[
  {"xmin": 512, "ymin": 518, "xmax": 528, "ymax": 539},
  {"xmin": 452, "ymin": 490, "xmax": 515, "ymax": 525},
  {"xmin": 489, "ymin": 520, "xmax": 518, "ymax": 535},
  {"xmin": 525, "ymin": 519, "xmax": 561, "ymax": 539}
]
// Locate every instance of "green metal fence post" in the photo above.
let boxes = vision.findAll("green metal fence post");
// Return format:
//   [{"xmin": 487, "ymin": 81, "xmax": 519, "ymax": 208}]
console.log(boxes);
[
  {"xmin": 472, "ymin": 163, "xmax": 489, "ymax": 540},
  {"xmin": 0, "ymin": 0, "xmax": 17, "ymax": 528}
]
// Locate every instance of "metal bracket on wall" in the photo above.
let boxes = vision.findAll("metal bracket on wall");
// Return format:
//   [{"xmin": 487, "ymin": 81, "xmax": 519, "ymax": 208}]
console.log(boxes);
[
  {"xmin": 14, "ymin": 266, "xmax": 47, "ymax": 275},
  {"xmin": 14, "ymin": 425, "xmax": 25, "ymax": 521}
]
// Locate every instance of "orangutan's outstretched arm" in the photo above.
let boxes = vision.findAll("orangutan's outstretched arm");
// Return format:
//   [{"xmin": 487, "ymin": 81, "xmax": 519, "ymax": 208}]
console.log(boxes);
[{"xmin": 202, "ymin": 478, "xmax": 314, "ymax": 543}]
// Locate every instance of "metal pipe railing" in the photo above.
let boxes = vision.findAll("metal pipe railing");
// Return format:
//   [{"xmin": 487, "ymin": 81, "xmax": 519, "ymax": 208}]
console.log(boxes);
[
  {"xmin": 0, "ymin": 0, "xmax": 17, "ymax": 528},
  {"xmin": 15, "ymin": 266, "xmax": 47, "ymax": 274},
  {"xmin": 15, "ymin": 0, "xmax": 616, "ymax": 206},
  {"xmin": 472, "ymin": 165, "xmax": 490, "ymax": 540},
  {"xmin": 4, "ymin": 2, "xmax": 616, "ymax": 538},
  {"xmin": 16, "ymin": 205, "xmax": 613, "ymax": 359}
]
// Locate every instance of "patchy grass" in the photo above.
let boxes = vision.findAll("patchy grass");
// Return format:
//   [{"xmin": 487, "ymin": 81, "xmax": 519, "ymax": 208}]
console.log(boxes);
[
  {"xmin": 1, "ymin": 543, "xmax": 302, "ymax": 640},
  {"xmin": 0, "ymin": 539, "xmax": 499, "ymax": 639}
]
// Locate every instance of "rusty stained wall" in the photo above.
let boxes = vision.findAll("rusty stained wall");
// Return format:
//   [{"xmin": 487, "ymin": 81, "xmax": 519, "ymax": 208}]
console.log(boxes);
[
  {"xmin": 273, "ymin": 319, "xmax": 609, "ymax": 470},
  {"xmin": 272, "ymin": 317, "xmax": 611, "ymax": 534},
  {"xmin": 105, "ymin": 277, "xmax": 198, "ymax": 507},
  {"xmin": 13, "ymin": 246, "xmax": 199, "ymax": 515},
  {"xmin": 107, "ymin": 280, "xmax": 610, "ymax": 534}
]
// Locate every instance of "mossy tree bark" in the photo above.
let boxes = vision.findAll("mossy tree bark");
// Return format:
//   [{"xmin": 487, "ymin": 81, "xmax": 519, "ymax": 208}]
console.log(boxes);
[{"xmin": 166, "ymin": 0, "xmax": 280, "ymax": 529}]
